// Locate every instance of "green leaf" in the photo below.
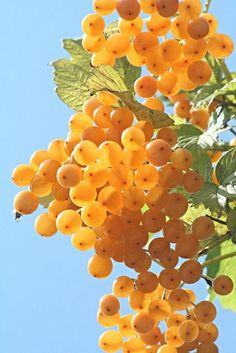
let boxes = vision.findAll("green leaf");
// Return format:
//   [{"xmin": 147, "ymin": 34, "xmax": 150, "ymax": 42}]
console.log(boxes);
[
  {"xmin": 216, "ymin": 148, "xmax": 236, "ymax": 185},
  {"xmin": 177, "ymin": 116, "xmax": 229, "ymax": 151},
  {"xmin": 191, "ymin": 145, "xmax": 213, "ymax": 182},
  {"xmin": 115, "ymin": 91, "xmax": 174, "ymax": 128},
  {"xmin": 210, "ymin": 79, "xmax": 236, "ymax": 105},
  {"xmin": 39, "ymin": 194, "xmax": 54, "ymax": 208},
  {"xmin": 51, "ymin": 39, "xmax": 93, "ymax": 110},
  {"xmin": 215, "ymin": 148, "xmax": 236, "ymax": 202},
  {"xmin": 177, "ymin": 125, "xmax": 213, "ymax": 181},
  {"xmin": 52, "ymin": 39, "xmax": 143, "ymax": 111},
  {"xmin": 88, "ymin": 64, "xmax": 128, "ymax": 93},
  {"xmin": 52, "ymin": 59, "xmax": 91, "ymax": 111},
  {"xmin": 206, "ymin": 54, "xmax": 224, "ymax": 84},
  {"xmin": 177, "ymin": 124, "xmax": 202, "ymax": 140},
  {"xmin": 206, "ymin": 245, "xmax": 221, "ymax": 302},
  {"xmin": 88, "ymin": 66, "xmax": 173, "ymax": 128},
  {"xmin": 171, "ymin": 115, "xmax": 186, "ymax": 126},
  {"xmin": 190, "ymin": 84, "xmax": 222, "ymax": 109},
  {"xmin": 104, "ymin": 20, "xmax": 119, "ymax": 36},
  {"xmin": 207, "ymin": 240, "xmax": 236, "ymax": 312},
  {"xmin": 227, "ymin": 209, "xmax": 236, "ymax": 233},
  {"xmin": 115, "ymin": 57, "xmax": 141, "ymax": 93},
  {"xmin": 189, "ymin": 78, "xmax": 236, "ymax": 110},
  {"xmin": 206, "ymin": 246, "xmax": 222, "ymax": 280},
  {"xmin": 63, "ymin": 39, "xmax": 91, "ymax": 64},
  {"xmin": 189, "ymin": 182, "xmax": 227, "ymax": 211}
]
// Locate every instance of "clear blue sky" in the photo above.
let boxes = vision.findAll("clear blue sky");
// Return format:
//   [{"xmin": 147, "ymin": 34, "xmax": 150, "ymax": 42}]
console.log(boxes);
[{"xmin": 0, "ymin": 1, "xmax": 235, "ymax": 353}]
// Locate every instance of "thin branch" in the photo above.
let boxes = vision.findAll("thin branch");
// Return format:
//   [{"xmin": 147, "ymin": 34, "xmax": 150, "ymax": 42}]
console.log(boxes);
[
  {"xmin": 201, "ymin": 274, "xmax": 213, "ymax": 286},
  {"xmin": 230, "ymin": 128, "xmax": 236, "ymax": 136},
  {"xmin": 202, "ymin": 251, "xmax": 236, "ymax": 267},
  {"xmin": 225, "ymin": 102, "xmax": 236, "ymax": 108},
  {"xmin": 197, "ymin": 232, "xmax": 231, "ymax": 257},
  {"xmin": 206, "ymin": 214, "xmax": 227, "ymax": 225},
  {"xmin": 186, "ymin": 308, "xmax": 191, "ymax": 319}
]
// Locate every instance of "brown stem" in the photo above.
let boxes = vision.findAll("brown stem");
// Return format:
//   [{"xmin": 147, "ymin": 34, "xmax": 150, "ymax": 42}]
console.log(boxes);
[{"xmin": 186, "ymin": 308, "xmax": 191, "ymax": 319}]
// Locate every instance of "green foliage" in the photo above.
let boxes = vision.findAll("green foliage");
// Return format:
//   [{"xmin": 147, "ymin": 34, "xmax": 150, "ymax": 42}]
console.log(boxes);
[
  {"xmin": 190, "ymin": 84, "xmax": 222, "ymax": 110},
  {"xmin": 190, "ymin": 77, "xmax": 236, "ymax": 111},
  {"xmin": 227, "ymin": 208, "xmax": 236, "ymax": 233},
  {"xmin": 177, "ymin": 112, "xmax": 229, "ymax": 151},
  {"xmin": 88, "ymin": 64, "xmax": 128, "ymax": 93},
  {"xmin": 52, "ymin": 59, "xmax": 91, "ymax": 110},
  {"xmin": 176, "ymin": 125, "xmax": 213, "ymax": 181},
  {"xmin": 189, "ymin": 182, "xmax": 226, "ymax": 211},
  {"xmin": 52, "ymin": 39, "xmax": 91, "ymax": 110},
  {"xmin": 216, "ymin": 148, "xmax": 236, "ymax": 185},
  {"xmin": 175, "ymin": 111, "xmax": 236, "ymax": 212},
  {"xmin": 207, "ymin": 240, "xmax": 236, "ymax": 312},
  {"xmin": 63, "ymin": 39, "xmax": 91, "ymax": 62},
  {"xmin": 85, "ymin": 57, "xmax": 142, "ymax": 95},
  {"xmin": 88, "ymin": 65, "xmax": 173, "ymax": 128},
  {"xmin": 52, "ymin": 38, "xmax": 170, "ymax": 127},
  {"xmin": 206, "ymin": 55, "xmax": 224, "ymax": 84},
  {"xmin": 206, "ymin": 246, "xmax": 221, "ymax": 284},
  {"xmin": 215, "ymin": 148, "xmax": 236, "ymax": 203},
  {"xmin": 51, "ymin": 32, "xmax": 236, "ymax": 313},
  {"xmin": 104, "ymin": 20, "xmax": 119, "ymax": 36},
  {"xmin": 115, "ymin": 57, "xmax": 141, "ymax": 93},
  {"xmin": 39, "ymin": 194, "xmax": 54, "ymax": 208}
]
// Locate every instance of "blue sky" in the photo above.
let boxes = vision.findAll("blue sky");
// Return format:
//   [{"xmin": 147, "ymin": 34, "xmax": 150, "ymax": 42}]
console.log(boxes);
[{"xmin": 0, "ymin": 1, "xmax": 236, "ymax": 352}]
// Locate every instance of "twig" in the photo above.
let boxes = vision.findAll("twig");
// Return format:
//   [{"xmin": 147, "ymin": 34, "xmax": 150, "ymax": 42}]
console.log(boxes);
[
  {"xmin": 206, "ymin": 214, "xmax": 227, "ymax": 225},
  {"xmin": 204, "ymin": 0, "xmax": 212, "ymax": 12},
  {"xmin": 186, "ymin": 308, "xmax": 191, "ymax": 319},
  {"xmin": 230, "ymin": 128, "xmax": 236, "ymax": 136},
  {"xmin": 202, "ymin": 251, "xmax": 236, "ymax": 267},
  {"xmin": 197, "ymin": 232, "xmax": 231, "ymax": 257},
  {"xmin": 201, "ymin": 274, "xmax": 213, "ymax": 286},
  {"xmin": 162, "ymin": 289, "xmax": 167, "ymax": 300}
]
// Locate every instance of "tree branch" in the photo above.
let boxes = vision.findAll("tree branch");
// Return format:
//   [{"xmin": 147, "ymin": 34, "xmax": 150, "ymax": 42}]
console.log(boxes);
[
  {"xmin": 197, "ymin": 232, "xmax": 231, "ymax": 257},
  {"xmin": 202, "ymin": 251, "xmax": 236, "ymax": 267},
  {"xmin": 206, "ymin": 214, "xmax": 227, "ymax": 225},
  {"xmin": 230, "ymin": 128, "xmax": 236, "ymax": 136}
]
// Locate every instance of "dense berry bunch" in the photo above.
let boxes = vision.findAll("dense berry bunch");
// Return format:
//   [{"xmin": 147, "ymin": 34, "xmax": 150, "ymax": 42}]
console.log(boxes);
[
  {"xmin": 12, "ymin": 93, "xmax": 233, "ymax": 353},
  {"xmin": 12, "ymin": 1, "xmax": 234, "ymax": 352},
  {"xmin": 82, "ymin": 0, "xmax": 233, "ymax": 132}
]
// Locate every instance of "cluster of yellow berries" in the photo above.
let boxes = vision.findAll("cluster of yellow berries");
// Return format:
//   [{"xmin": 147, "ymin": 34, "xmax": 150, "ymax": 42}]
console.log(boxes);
[
  {"xmin": 81, "ymin": 0, "xmax": 233, "ymax": 133},
  {"xmin": 12, "ymin": 92, "xmax": 233, "ymax": 353},
  {"xmin": 12, "ymin": 1, "xmax": 235, "ymax": 353},
  {"xmin": 98, "ymin": 274, "xmax": 233, "ymax": 353},
  {"xmin": 82, "ymin": 0, "xmax": 233, "ymax": 96}
]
